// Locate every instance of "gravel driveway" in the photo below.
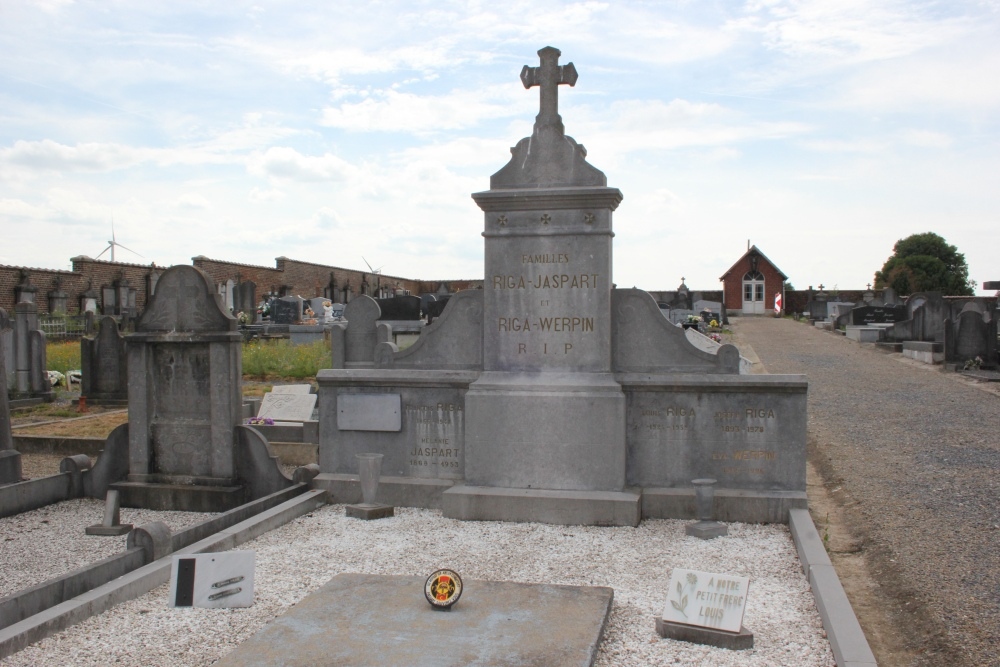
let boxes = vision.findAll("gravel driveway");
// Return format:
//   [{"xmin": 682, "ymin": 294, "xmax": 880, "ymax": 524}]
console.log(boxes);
[{"xmin": 731, "ymin": 316, "xmax": 999, "ymax": 667}]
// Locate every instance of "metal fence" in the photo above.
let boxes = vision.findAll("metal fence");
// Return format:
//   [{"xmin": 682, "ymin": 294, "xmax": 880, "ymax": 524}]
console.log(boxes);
[{"xmin": 38, "ymin": 316, "xmax": 89, "ymax": 339}]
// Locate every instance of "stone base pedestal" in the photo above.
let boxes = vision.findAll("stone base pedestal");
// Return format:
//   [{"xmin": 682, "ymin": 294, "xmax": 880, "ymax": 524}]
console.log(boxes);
[
  {"xmin": 111, "ymin": 479, "xmax": 246, "ymax": 512},
  {"xmin": 0, "ymin": 449, "xmax": 23, "ymax": 485},
  {"xmin": 85, "ymin": 523, "xmax": 133, "ymax": 536},
  {"xmin": 313, "ymin": 474, "xmax": 454, "ymax": 510},
  {"xmin": 443, "ymin": 485, "xmax": 640, "ymax": 526},
  {"xmin": 346, "ymin": 503, "xmax": 394, "ymax": 520},
  {"xmin": 656, "ymin": 618, "xmax": 754, "ymax": 650},
  {"xmin": 464, "ymin": 372, "xmax": 625, "ymax": 491},
  {"xmin": 685, "ymin": 520, "xmax": 728, "ymax": 540}
]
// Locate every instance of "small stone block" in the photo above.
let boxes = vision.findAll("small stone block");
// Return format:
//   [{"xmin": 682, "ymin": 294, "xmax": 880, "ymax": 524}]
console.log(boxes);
[
  {"xmin": 656, "ymin": 618, "xmax": 754, "ymax": 650},
  {"xmin": 346, "ymin": 503, "xmax": 394, "ymax": 520},
  {"xmin": 85, "ymin": 523, "xmax": 134, "ymax": 536},
  {"xmin": 685, "ymin": 520, "xmax": 728, "ymax": 539}
]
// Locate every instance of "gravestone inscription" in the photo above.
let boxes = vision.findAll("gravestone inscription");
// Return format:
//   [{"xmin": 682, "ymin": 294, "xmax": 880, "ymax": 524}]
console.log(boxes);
[
  {"xmin": 851, "ymin": 305, "xmax": 907, "ymax": 326},
  {"xmin": 257, "ymin": 393, "xmax": 318, "ymax": 422}
]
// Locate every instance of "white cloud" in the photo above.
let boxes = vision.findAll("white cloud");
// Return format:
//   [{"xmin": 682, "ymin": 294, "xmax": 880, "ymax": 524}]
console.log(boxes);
[
  {"xmin": 320, "ymin": 85, "xmax": 533, "ymax": 133},
  {"xmin": 0, "ymin": 140, "xmax": 145, "ymax": 172},
  {"xmin": 246, "ymin": 147, "xmax": 355, "ymax": 183}
]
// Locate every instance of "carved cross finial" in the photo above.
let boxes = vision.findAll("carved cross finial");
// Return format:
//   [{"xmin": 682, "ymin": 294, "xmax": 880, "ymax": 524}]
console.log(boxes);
[
  {"xmin": 867, "ymin": 283, "xmax": 872, "ymax": 290},
  {"xmin": 520, "ymin": 46, "xmax": 577, "ymax": 127},
  {"xmin": 818, "ymin": 284, "xmax": 825, "ymax": 290}
]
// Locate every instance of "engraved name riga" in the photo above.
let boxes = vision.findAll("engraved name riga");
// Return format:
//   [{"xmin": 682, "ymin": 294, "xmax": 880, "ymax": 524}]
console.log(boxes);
[
  {"xmin": 492, "ymin": 273, "xmax": 600, "ymax": 289},
  {"xmin": 498, "ymin": 316, "xmax": 595, "ymax": 332}
]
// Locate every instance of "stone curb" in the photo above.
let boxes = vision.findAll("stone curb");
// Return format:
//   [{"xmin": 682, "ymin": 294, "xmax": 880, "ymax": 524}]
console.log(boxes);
[
  {"xmin": 0, "ymin": 489, "xmax": 328, "ymax": 660},
  {"xmin": 788, "ymin": 508, "xmax": 877, "ymax": 667}
]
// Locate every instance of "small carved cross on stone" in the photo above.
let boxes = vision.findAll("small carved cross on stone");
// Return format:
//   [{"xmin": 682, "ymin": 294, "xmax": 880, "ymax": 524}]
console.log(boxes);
[
  {"xmin": 521, "ymin": 46, "xmax": 578, "ymax": 128},
  {"xmin": 818, "ymin": 284, "xmax": 825, "ymax": 290}
]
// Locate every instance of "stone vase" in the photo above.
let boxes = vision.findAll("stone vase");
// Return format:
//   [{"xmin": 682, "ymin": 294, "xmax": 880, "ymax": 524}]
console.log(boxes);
[
  {"xmin": 692, "ymin": 478, "xmax": 717, "ymax": 521},
  {"xmin": 357, "ymin": 453, "xmax": 384, "ymax": 506}
]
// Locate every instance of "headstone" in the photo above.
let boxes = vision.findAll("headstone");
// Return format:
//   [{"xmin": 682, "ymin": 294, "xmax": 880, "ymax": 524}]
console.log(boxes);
[
  {"xmin": 112, "ymin": 265, "xmax": 290, "ymax": 511},
  {"xmin": 944, "ymin": 310, "xmax": 997, "ymax": 368},
  {"xmin": 315, "ymin": 46, "xmax": 807, "ymax": 527},
  {"xmin": 375, "ymin": 295, "xmax": 421, "ymax": 321},
  {"xmin": 0, "ymin": 308, "xmax": 22, "ymax": 485},
  {"xmin": 270, "ymin": 384, "xmax": 312, "ymax": 395},
  {"xmin": 850, "ymin": 305, "xmax": 908, "ymax": 326},
  {"xmin": 657, "ymin": 568, "xmax": 753, "ymax": 649},
  {"xmin": 13, "ymin": 300, "xmax": 52, "ymax": 400},
  {"xmin": 233, "ymin": 281, "xmax": 257, "ymax": 321},
  {"xmin": 271, "ymin": 296, "xmax": 304, "ymax": 325},
  {"xmin": 257, "ymin": 393, "xmax": 318, "ymax": 422},
  {"xmin": 343, "ymin": 296, "xmax": 381, "ymax": 367},
  {"xmin": 309, "ymin": 297, "xmax": 330, "ymax": 323},
  {"xmin": 81, "ymin": 316, "xmax": 128, "ymax": 405}
]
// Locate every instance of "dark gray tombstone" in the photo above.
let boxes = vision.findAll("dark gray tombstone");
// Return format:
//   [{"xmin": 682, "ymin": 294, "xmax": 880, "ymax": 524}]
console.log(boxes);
[
  {"xmin": 271, "ymin": 296, "xmax": 304, "ymax": 325},
  {"xmin": 375, "ymin": 296, "xmax": 421, "ymax": 321},
  {"xmin": 850, "ymin": 305, "xmax": 908, "ymax": 326},
  {"xmin": 81, "ymin": 316, "xmax": 128, "ymax": 405},
  {"xmin": 233, "ymin": 280, "xmax": 257, "ymax": 320},
  {"xmin": 0, "ymin": 308, "xmax": 22, "ymax": 485},
  {"xmin": 112, "ymin": 265, "xmax": 289, "ymax": 511},
  {"xmin": 944, "ymin": 310, "xmax": 997, "ymax": 368},
  {"xmin": 806, "ymin": 289, "xmax": 828, "ymax": 320}
]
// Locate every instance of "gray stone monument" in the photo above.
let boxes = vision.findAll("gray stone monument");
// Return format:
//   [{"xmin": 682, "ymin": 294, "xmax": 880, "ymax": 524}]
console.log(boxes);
[
  {"xmin": 112, "ymin": 265, "xmax": 291, "ymax": 511},
  {"xmin": 315, "ymin": 47, "xmax": 808, "ymax": 527},
  {"xmin": 12, "ymin": 300, "xmax": 53, "ymax": 402},
  {"xmin": 81, "ymin": 316, "xmax": 129, "ymax": 405},
  {"xmin": 0, "ymin": 308, "xmax": 22, "ymax": 485}
]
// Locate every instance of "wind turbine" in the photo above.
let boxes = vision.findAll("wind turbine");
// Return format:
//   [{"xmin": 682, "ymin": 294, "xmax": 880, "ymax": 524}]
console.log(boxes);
[
  {"xmin": 362, "ymin": 257, "xmax": 383, "ymax": 297},
  {"xmin": 95, "ymin": 217, "xmax": 143, "ymax": 262}
]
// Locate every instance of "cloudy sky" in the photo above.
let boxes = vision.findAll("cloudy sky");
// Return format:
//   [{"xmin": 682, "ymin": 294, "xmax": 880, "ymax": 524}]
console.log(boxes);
[{"xmin": 1, "ymin": 0, "xmax": 997, "ymax": 294}]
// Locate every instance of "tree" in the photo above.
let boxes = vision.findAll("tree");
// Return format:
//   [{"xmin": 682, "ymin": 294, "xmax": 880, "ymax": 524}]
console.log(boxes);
[{"xmin": 874, "ymin": 232, "xmax": 973, "ymax": 296}]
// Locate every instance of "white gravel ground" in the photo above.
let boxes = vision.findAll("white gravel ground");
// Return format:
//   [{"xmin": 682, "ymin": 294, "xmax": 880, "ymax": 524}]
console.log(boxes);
[
  {"xmin": 2, "ymin": 502, "xmax": 834, "ymax": 667},
  {"xmin": 0, "ymin": 499, "xmax": 217, "ymax": 598}
]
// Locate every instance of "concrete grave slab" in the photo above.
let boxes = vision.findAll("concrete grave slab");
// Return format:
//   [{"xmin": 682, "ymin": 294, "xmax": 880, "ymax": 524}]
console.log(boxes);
[
  {"xmin": 213, "ymin": 573, "xmax": 613, "ymax": 667},
  {"xmin": 269, "ymin": 384, "xmax": 312, "ymax": 395}
]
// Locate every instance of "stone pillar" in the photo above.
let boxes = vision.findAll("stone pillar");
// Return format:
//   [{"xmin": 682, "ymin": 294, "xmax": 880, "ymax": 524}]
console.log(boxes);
[
  {"xmin": 0, "ymin": 307, "xmax": 22, "ymax": 484},
  {"xmin": 13, "ymin": 301, "xmax": 37, "ymax": 394}
]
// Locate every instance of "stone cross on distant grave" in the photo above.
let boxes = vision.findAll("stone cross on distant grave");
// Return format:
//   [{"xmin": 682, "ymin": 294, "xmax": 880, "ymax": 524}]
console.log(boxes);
[{"xmin": 521, "ymin": 46, "xmax": 578, "ymax": 129}]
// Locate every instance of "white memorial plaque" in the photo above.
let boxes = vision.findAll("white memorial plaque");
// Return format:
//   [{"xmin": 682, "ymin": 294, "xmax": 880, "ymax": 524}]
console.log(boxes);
[
  {"xmin": 257, "ymin": 393, "xmax": 318, "ymax": 422},
  {"xmin": 661, "ymin": 568, "xmax": 749, "ymax": 633},
  {"xmin": 337, "ymin": 393, "xmax": 402, "ymax": 432},
  {"xmin": 270, "ymin": 384, "xmax": 313, "ymax": 395},
  {"xmin": 169, "ymin": 551, "xmax": 255, "ymax": 609}
]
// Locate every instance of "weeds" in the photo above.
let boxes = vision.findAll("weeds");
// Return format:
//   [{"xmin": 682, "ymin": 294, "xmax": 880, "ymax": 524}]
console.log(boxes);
[
  {"xmin": 241, "ymin": 339, "xmax": 330, "ymax": 379},
  {"xmin": 46, "ymin": 341, "xmax": 82, "ymax": 376}
]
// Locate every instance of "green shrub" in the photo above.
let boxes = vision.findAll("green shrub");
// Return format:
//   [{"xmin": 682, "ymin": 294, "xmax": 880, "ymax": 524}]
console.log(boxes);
[
  {"xmin": 242, "ymin": 339, "xmax": 330, "ymax": 379},
  {"xmin": 47, "ymin": 341, "xmax": 82, "ymax": 376}
]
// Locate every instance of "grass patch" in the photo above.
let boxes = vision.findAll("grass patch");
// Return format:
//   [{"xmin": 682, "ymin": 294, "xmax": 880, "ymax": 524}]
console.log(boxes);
[
  {"xmin": 242, "ymin": 339, "xmax": 330, "ymax": 380},
  {"xmin": 46, "ymin": 341, "xmax": 81, "ymax": 376}
]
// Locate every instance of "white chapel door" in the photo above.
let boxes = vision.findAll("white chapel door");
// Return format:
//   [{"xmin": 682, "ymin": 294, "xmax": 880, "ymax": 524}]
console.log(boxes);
[{"xmin": 742, "ymin": 271, "xmax": 765, "ymax": 314}]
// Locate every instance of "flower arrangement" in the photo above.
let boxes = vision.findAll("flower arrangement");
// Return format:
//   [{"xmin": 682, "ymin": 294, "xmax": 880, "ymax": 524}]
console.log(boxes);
[
  {"xmin": 709, "ymin": 333, "xmax": 722, "ymax": 343},
  {"xmin": 236, "ymin": 311, "xmax": 251, "ymax": 325},
  {"xmin": 246, "ymin": 417, "xmax": 275, "ymax": 426},
  {"xmin": 964, "ymin": 356, "xmax": 984, "ymax": 370},
  {"xmin": 686, "ymin": 315, "xmax": 702, "ymax": 323},
  {"xmin": 257, "ymin": 301, "xmax": 270, "ymax": 318},
  {"xmin": 709, "ymin": 319, "xmax": 719, "ymax": 328},
  {"xmin": 304, "ymin": 307, "xmax": 315, "ymax": 317}
]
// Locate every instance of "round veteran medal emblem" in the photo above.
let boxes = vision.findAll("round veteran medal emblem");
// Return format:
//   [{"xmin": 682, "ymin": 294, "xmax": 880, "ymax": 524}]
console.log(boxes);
[{"xmin": 424, "ymin": 569, "xmax": 463, "ymax": 610}]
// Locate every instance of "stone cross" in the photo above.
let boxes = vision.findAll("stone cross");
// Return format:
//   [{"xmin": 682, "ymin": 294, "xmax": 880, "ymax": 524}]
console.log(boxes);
[{"xmin": 520, "ymin": 46, "xmax": 578, "ymax": 127}]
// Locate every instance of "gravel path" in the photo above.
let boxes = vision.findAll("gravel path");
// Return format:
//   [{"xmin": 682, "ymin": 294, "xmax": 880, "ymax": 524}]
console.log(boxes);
[
  {"xmin": 730, "ymin": 317, "xmax": 1000, "ymax": 667},
  {"xmin": 1, "ymin": 505, "xmax": 833, "ymax": 667}
]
